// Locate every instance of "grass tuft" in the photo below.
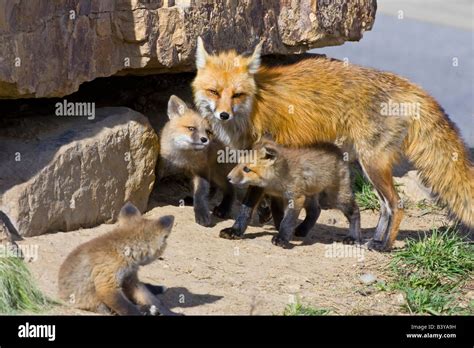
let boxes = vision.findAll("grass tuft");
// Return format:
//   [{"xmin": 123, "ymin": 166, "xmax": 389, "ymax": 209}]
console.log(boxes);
[
  {"xmin": 352, "ymin": 167, "xmax": 380, "ymax": 211},
  {"xmin": 283, "ymin": 300, "xmax": 331, "ymax": 316},
  {"xmin": 390, "ymin": 225, "xmax": 473, "ymax": 315},
  {"xmin": 0, "ymin": 256, "xmax": 52, "ymax": 314}
]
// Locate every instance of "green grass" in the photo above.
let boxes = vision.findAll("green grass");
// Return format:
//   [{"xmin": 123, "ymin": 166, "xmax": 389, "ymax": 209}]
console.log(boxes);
[
  {"xmin": 410, "ymin": 199, "xmax": 443, "ymax": 216},
  {"xmin": 414, "ymin": 199, "xmax": 435, "ymax": 210},
  {"xmin": 389, "ymin": 225, "xmax": 473, "ymax": 315},
  {"xmin": 0, "ymin": 256, "xmax": 52, "ymax": 314},
  {"xmin": 283, "ymin": 301, "xmax": 331, "ymax": 316},
  {"xmin": 352, "ymin": 166, "xmax": 409, "ymax": 211},
  {"xmin": 352, "ymin": 167, "xmax": 380, "ymax": 211}
]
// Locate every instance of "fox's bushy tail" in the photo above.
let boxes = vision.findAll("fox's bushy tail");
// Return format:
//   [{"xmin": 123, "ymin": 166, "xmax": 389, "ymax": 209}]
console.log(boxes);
[{"xmin": 404, "ymin": 101, "xmax": 473, "ymax": 229}]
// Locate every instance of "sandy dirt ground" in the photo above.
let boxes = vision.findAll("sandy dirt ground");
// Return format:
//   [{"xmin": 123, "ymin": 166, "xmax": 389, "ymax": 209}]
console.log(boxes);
[{"xmin": 15, "ymin": 177, "xmax": 455, "ymax": 316}]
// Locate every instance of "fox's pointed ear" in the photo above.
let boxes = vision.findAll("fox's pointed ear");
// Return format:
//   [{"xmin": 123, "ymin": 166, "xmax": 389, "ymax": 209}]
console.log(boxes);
[
  {"xmin": 196, "ymin": 36, "xmax": 209, "ymax": 70},
  {"xmin": 119, "ymin": 202, "xmax": 141, "ymax": 220},
  {"xmin": 167, "ymin": 95, "xmax": 188, "ymax": 120},
  {"xmin": 248, "ymin": 40, "xmax": 263, "ymax": 74},
  {"xmin": 156, "ymin": 215, "xmax": 174, "ymax": 232},
  {"xmin": 263, "ymin": 146, "xmax": 278, "ymax": 161}
]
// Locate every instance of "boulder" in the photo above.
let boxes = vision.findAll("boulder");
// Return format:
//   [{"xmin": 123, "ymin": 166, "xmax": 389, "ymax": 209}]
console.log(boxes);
[
  {"xmin": 0, "ymin": 107, "xmax": 159, "ymax": 236},
  {"xmin": 0, "ymin": 0, "xmax": 376, "ymax": 98}
]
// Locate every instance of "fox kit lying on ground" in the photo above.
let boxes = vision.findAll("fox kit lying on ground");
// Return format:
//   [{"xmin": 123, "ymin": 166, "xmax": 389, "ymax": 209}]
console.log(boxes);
[
  {"xmin": 227, "ymin": 138, "xmax": 361, "ymax": 248},
  {"xmin": 159, "ymin": 95, "xmax": 235, "ymax": 227},
  {"xmin": 58, "ymin": 202, "xmax": 177, "ymax": 316},
  {"xmin": 193, "ymin": 37, "xmax": 473, "ymax": 250}
]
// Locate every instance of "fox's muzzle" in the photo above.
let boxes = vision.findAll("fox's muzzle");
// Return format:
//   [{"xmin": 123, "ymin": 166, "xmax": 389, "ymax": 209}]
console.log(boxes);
[
  {"xmin": 219, "ymin": 112, "xmax": 230, "ymax": 120},
  {"xmin": 215, "ymin": 111, "xmax": 232, "ymax": 121}
]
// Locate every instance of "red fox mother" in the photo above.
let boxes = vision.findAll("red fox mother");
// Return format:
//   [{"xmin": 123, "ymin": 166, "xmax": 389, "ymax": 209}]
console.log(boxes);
[{"xmin": 192, "ymin": 37, "xmax": 473, "ymax": 250}]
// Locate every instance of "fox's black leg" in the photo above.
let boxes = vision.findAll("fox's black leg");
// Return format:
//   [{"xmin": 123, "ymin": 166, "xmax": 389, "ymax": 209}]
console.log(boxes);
[
  {"xmin": 209, "ymin": 184, "xmax": 218, "ymax": 199},
  {"xmin": 143, "ymin": 283, "xmax": 167, "ymax": 295},
  {"xmin": 272, "ymin": 196, "xmax": 304, "ymax": 248},
  {"xmin": 295, "ymin": 195, "xmax": 320, "ymax": 237},
  {"xmin": 339, "ymin": 199, "xmax": 362, "ymax": 244},
  {"xmin": 219, "ymin": 186, "xmax": 264, "ymax": 239},
  {"xmin": 257, "ymin": 196, "xmax": 273, "ymax": 224},
  {"xmin": 193, "ymin": 176, "xmax": 212, "ymax": 227},
  {"xmin": 213, "ymin": 181, "xmax": 235, "ymax": 219},
  {"xmin": 270, "ymin": 197, "xmax": 284, "ymax": 230}
]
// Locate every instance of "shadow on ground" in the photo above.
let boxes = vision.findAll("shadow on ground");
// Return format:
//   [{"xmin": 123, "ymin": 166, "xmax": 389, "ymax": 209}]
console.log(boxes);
[{"xmin": 162, "ymin": 287, "xmax": 223, "ymax": 309}]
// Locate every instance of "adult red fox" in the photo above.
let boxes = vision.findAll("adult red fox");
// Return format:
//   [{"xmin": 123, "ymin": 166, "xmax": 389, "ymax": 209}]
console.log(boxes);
[{"xmin": 192, "ymin": 37, "xmax": 473, "ymax": 250}]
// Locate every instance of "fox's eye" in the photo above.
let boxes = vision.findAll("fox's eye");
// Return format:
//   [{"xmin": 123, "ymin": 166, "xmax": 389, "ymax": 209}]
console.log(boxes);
[
  {"xmin": 243, "ymin": 166, "xmax": 251, "ymax": 173},
  {"xmin": 232, "ymin": 92, "xmax": 245, "ymax": 99},
  {"xmin": 187, "ymin": 126, "xmax": 196, "ymax": 131},
  {"xmin": 207, "ymin": 89, "xmax": 219, "ymax": 97},
  {"xmin": 206, "ymin": 129, "xmax": 213, "ymax": 136}
]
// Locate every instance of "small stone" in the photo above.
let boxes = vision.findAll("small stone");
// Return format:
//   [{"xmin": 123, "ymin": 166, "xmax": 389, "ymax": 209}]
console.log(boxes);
[
  {"xmin": 357, "ymin": 288, "xmax": 373, "ymax": 296},
  {"xmin": 359, "ymin": 273, "xmax": 377, "ymax": 285},
  {"xmin": 394, "ymin": 293, "xmax": 405, "ymax": 305}
]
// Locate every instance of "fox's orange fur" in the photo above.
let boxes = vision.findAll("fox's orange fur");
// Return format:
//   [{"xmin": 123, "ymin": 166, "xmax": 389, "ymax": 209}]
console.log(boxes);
[
  {"xmin": 193, "ymin": 38, "xmax": 473, "ymax": 250},
  {"xmin": 159, "ymin": 95, "xmax": 235, "ymax": 227},
  {"xmin": 58, "ymin": 202, "xmax": 177, "ymax": 315}
]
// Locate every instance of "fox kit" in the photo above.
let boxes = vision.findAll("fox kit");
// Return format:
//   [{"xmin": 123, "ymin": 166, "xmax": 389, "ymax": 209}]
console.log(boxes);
[
  {"xmin": 58, "ymin": 202, "xmax": 176, "ymax": 316},
  {"xmin": 193, "ymin": 37, "xmax": 473, "ymax": 250},
  {"xmin": 159, "ymin": 95, "xmax": 234, "ymax": 227},
  {"xmin": 227, "ymin": 139, "xmax": 361, "ymax": 248}
]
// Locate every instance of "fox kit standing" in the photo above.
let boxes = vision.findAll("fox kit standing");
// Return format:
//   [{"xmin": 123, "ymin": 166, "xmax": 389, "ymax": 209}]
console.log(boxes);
[
  {"xmin": 192, "ymin": 37, "xmax": 473, "ymax": 250},
  {"xmin": 227, "ymin": 139, "xmax": 361, "ymax": 248},
  {"xmin": 58, "ymin": 202, "xmax": 176, "ymax": 316},
  {"xmin": 159, "ymin": 95, "xmax": 234, "ymax": 227}
]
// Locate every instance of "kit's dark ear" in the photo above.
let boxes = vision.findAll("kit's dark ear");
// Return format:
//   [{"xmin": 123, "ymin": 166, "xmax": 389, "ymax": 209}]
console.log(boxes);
[
  {"xmin": 263, "ymin": 145, "xmax": 279, "ymax": 160},
  {"xmin": 167, "ymin": 95, "xmax": 188, "ymax": 120},
  {"xmin": 156, "ymin": 215, "xmax": 175, "ymax": 232},
  {"xmin": 119, "ymin": 202, "xmax": 141, "ymax": 220}
]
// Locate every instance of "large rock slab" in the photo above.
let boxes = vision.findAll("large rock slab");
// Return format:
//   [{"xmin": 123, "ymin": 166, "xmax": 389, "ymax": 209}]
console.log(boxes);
[
  {"xmin": 0, "ymin": 0, "xmax": 377, "ymax": 98},
  {"xmin": 0, "ymin": 107, "xmax": 159, "ymax": 236}
]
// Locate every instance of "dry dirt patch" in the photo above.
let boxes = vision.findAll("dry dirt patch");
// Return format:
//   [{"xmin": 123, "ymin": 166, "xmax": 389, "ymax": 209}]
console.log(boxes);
[{"xmin": 18, "ymin": 186, "xmax": 449, "ymax": 315}]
